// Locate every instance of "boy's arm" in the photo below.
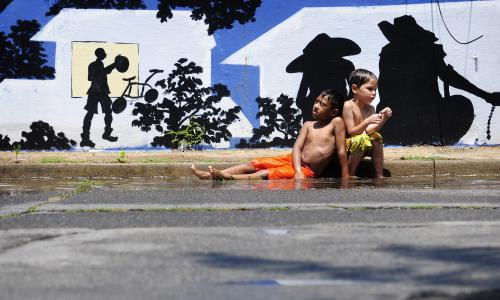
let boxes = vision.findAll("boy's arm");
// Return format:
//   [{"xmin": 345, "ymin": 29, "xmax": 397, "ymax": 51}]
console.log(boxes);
[
  {"xmin": 343, "ymin": 102, "xmax": 381, "ymax": 136},
  {"xmin": 292, "ymin": 123, "xmax": 309, "ymax": 179},
  {"xmin": 333, "ymin": 118, "xmax": 349, "ymax": 178}
]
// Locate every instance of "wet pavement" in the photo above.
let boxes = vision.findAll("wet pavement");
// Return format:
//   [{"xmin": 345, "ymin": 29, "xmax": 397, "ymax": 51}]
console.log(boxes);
[{"xmin": 1, "ymin": 176, "xmax": 500, "ymax": 299}]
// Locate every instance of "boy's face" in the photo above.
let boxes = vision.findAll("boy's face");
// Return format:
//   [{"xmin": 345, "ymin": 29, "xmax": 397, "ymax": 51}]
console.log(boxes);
[
  {"xmin": 352, "ymin": 79, "xmax": 378, "ymax": 103},
  {"xmin": 312, "ymin": 95, "xmax": 338, "ymax": 120}
]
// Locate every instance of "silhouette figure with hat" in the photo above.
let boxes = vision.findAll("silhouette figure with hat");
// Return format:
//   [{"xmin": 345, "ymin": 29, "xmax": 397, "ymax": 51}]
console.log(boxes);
[
  {"xmin": 376, "ymin": 15, "xmax": 500, "ymax": 145},
  {"xmin": 80, "ymin": 47, "xmax": 120, "ymax": 147},
  {"xmin": 287, "ymin": 33, "xmax": 361, "ymax": 122}
]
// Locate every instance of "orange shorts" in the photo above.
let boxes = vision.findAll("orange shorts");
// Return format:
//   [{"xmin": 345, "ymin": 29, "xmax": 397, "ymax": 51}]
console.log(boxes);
[{"xmin": 251, "ymin": 154, "xmax": 315, "ymax": 180}]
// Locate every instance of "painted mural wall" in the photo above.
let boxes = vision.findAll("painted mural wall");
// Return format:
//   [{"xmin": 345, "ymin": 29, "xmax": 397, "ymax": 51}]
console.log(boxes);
[{"xmin": 0, "ymin": 0, "xmax": 499, "ymax": 150}]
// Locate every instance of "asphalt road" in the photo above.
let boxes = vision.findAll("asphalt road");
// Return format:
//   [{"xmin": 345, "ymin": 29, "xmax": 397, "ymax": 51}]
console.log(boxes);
[{"xmin": 1, "ymin": 177, "xmax": 500, "ymax": 300}]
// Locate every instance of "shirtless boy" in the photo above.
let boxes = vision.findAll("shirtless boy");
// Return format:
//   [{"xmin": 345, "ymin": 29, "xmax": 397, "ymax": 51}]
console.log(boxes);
[
  {"xmin": 191, "ymin": 89, "xmax": 349, "ymax": 180},
  {"xmin": 342, "ymin": 69, "xmax": 392, "ymax": 178}
]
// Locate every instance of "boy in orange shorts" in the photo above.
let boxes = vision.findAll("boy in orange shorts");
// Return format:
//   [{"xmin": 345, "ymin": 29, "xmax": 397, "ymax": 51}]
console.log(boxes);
[{"xmin": 191, "ymin": 89, "xmax": 349, "ymax": 180}]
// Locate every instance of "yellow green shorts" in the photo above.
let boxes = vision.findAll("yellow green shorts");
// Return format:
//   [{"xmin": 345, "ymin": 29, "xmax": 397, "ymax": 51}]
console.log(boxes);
[{"xmin": 346, "ymin": 132, "xmax": 383, "ymax": 155}]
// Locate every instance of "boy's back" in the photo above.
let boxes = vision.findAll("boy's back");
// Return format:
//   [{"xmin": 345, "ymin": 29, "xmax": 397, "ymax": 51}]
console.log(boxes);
[{"xmin": 343, "ymin": 99, "xmax": 376, "ymax": 131}]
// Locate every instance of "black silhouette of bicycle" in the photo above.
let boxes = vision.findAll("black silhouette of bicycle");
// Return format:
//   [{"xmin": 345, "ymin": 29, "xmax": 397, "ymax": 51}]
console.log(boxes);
[{"xmin": 112, "ymin": 69, "xmax": 164, "ymax": 114}]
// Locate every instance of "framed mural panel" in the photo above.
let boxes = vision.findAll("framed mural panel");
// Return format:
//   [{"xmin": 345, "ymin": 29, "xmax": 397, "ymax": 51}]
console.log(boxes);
[{"xmin": 71, "ymin": 41, "xmax": 139, "ymax": 98}]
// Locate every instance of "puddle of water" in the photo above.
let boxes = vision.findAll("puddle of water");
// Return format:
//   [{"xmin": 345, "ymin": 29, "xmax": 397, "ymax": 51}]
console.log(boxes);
[
  {"xmin": 97, "ymin": 176, "xmax": 500, "ymax": 191},
  {"xmin": 0, "ymin": 176, "xmax": 499, "ymax": 193},
  {"xmin": 0, "ymin": 178, "xmax": 81, "ymax": 196}
]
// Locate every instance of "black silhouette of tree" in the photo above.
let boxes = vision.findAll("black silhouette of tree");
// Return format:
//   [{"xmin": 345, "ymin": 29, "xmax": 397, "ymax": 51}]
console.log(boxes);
[
  {"xmin": 46, "ymin": 0, "xmax": 261, "ymax": 35},
  {"xmin": 0, "ymin": 134, "xmax": 11, "ymax": 150},
  {"xmin": 157, "ymin": 0, "xmax": 262, "ymax": 35},
  {"xmin": 132, "ymin": 58, "xmax": 241, "ymax": 148},
  {"xmin": 0, "ymin": 32, "xmax": 14, "ymax": 82},
  {"xmin": 15, "ymin": 121, "xmax": 76, "ymax": 150},
  {"xmin": 46, "ymin": 0, "xmax": 145, "ymax": 16},
  {"xmin": 0, "ymin": 20, "xmax": 55, "ymax": 82},
  {"xmin": 0, "ymin": 0, "xmax": 13, "ymax": 13},
  {"xmin": 237, "ymin": 94, "xmax": 301, "ymax": 148}
]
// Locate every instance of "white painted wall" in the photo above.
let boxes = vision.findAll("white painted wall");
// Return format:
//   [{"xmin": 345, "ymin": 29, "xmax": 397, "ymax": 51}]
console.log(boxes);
[
  {"xmin": 0, "ymin": 9, "xmax": 252, "ymax": 149},
  {"xmin": 1, "ymin": 3, "xmax": 498, "ymax": 148}
]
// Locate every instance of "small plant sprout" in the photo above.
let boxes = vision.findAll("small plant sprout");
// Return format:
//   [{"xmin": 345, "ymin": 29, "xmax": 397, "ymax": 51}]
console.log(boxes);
[
  {"xmin": 166, "ymin": 118, "xmax": 206, "ymax": 150},
  {"xmin": 116, "ymin": 150, "xmax": 128, "ymax": 163},
  {"xmin": 13, "ymin": 144, "xmax": 21, "ymax": 163}
]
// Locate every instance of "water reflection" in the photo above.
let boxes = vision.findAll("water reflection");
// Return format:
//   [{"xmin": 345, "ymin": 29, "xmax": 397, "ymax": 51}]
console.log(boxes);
[
  {"xmin": 1, "ymin": 176, "xmax": 499, "ymax": 194},
  {"xmin": 0, "ymin": 178, "xmax": 80, "ymax": 196}
]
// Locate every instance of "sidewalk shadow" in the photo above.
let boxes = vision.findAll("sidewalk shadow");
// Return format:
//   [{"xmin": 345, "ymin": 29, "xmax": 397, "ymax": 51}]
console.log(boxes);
[
  {"xmin": 381, "ymin": 244, "xmax": 500, "ymax": 286},
  {"xmin": 192, "ymin": 251, "xmax": 407, "ymax": 284},
  {"xmin": 193, "ymin": 245, "xmax": 500, "ymax": 287}
]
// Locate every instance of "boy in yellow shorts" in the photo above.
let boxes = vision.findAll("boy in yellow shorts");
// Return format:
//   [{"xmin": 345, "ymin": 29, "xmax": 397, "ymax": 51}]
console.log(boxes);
[
  {"xmin": 191, "ymin": 89, "xmax": 349, "ymax": 180},
  {"xmin": 343, "ymin": 69, "xmax": 392, "ymax": 178}
]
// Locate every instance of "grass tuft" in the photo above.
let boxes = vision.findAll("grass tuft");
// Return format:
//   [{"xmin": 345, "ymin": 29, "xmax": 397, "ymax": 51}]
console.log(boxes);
[
  {"xmin": 263, "ymin": 207, "xmax": 290, "ymax": 211},
  {"xmin": 38, "ymin": 157, "xmax": 71, "ymax": 164},
  {"xmin": 115, "ymin": 150, "xmax": 129, "ymax": 163},
  {"xmin": 0, "ymin": 213, "xmax": 20, "ymax": 220},
  {"xmin": 26, "ymin": 205, "xmax": 39, "ymax": 213},
  {"xmin": 407, "ymin": 205, "xmax": 443, "ymax": 209},
  {"xmin": 75, "ymin": 178, "xmax": 101, "ymax": 195}
]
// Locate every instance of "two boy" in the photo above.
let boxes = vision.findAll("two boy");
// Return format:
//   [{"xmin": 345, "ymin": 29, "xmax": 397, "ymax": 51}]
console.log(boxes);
[
  {"xmin": 192, "ymin": 69, "xmax": 392, "ymax": 180},
  {"xmin": 192, "ymin": 89, "xmax": 349, "ymax": 180}
]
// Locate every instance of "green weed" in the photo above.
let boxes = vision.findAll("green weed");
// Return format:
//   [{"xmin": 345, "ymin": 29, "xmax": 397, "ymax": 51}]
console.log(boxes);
[
  {"xmin": 116, "ymin": 150, "xmax": 128, "ymax": 163},
  {"xmin": 13, "ymin": 144, "xmax": 21, "ymax": 163},
  {"xmin": 263, "ymin": 207, "xmax": 290, "ymax": 211},
  {"xmin": 166, "ymin": 118, "xmax": 206, "ymax": 150},
  {"xmin": 407, "ymin": 205, "xmax": 443, "ymax": 209},
  {"xmin": 0, "ymin": 213, "xmax": 19, "ymax": 220},
  {"xmin": 26, "ymin": 205, "xmax": 39, "ymax": 213},
  {"xmin": 75, "ymin": 178, "xmax": 101, "ymax": 195}
]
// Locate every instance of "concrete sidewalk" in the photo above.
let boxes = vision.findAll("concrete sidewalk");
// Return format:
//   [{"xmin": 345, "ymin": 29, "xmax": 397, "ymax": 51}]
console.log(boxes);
[{"xmin": 1, "ymin": 146, "xmax": 499, "ymax": 178}]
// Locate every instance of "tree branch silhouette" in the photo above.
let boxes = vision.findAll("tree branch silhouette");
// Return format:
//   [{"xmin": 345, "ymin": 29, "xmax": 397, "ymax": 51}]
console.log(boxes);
[{"xmin": 45, "ymin": 0, "xmax": 261, "ymax": 35}]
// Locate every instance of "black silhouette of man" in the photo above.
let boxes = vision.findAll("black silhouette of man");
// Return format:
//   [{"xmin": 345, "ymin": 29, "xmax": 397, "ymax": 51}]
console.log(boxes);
[
  {"xmin": 286, "ymin": 33, "xmax": 361, "ymax": 122},
  {"xmin": 376, "ymin": 15, "xmax": 500, "ymax": 145},
  {"xmin": 80, "ymin": 47, "xmax": 118, "ymax": 147}
]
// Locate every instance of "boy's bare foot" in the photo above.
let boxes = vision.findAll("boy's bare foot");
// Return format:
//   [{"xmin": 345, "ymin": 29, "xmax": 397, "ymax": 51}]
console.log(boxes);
[
  {"xmin": 191, "ymin": 164, "xmax": 211, "ymax": 179},
  {"xmin": 208, "ymin": 166, "xmax": 233, "ymax": 180}
]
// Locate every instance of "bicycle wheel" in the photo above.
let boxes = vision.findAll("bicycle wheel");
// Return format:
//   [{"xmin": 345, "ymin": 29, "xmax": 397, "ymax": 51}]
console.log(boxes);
[
  {"xmin": 144, "ymin": 88, "xmax": 159, "ymax": 103},
  {"xmin": 112, "ymin": 97, "xmax": 127, "ymax": 114}
]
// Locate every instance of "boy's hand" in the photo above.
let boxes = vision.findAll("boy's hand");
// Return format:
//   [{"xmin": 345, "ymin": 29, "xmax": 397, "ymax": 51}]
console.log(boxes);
[
  {"xmin": 380, "ymin": 107, "xmax": 392, "ymax": 120},
  {"xmin": 367, "ymin": 113, "xmax": 383, "ymax": 124},
  {"xmin": 294, "ymin": 172, "xmax": 305, "ymax": 179}
]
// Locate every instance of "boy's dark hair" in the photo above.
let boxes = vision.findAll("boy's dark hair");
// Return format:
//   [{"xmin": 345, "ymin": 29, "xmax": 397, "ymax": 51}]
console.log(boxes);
[
  {"xmin": 319, "ymin": 89, "xmax": 344, "ymax": 113},
  {"xmin": 349, "ymin": 69, "xmax": 377, "ymax": 88}
]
